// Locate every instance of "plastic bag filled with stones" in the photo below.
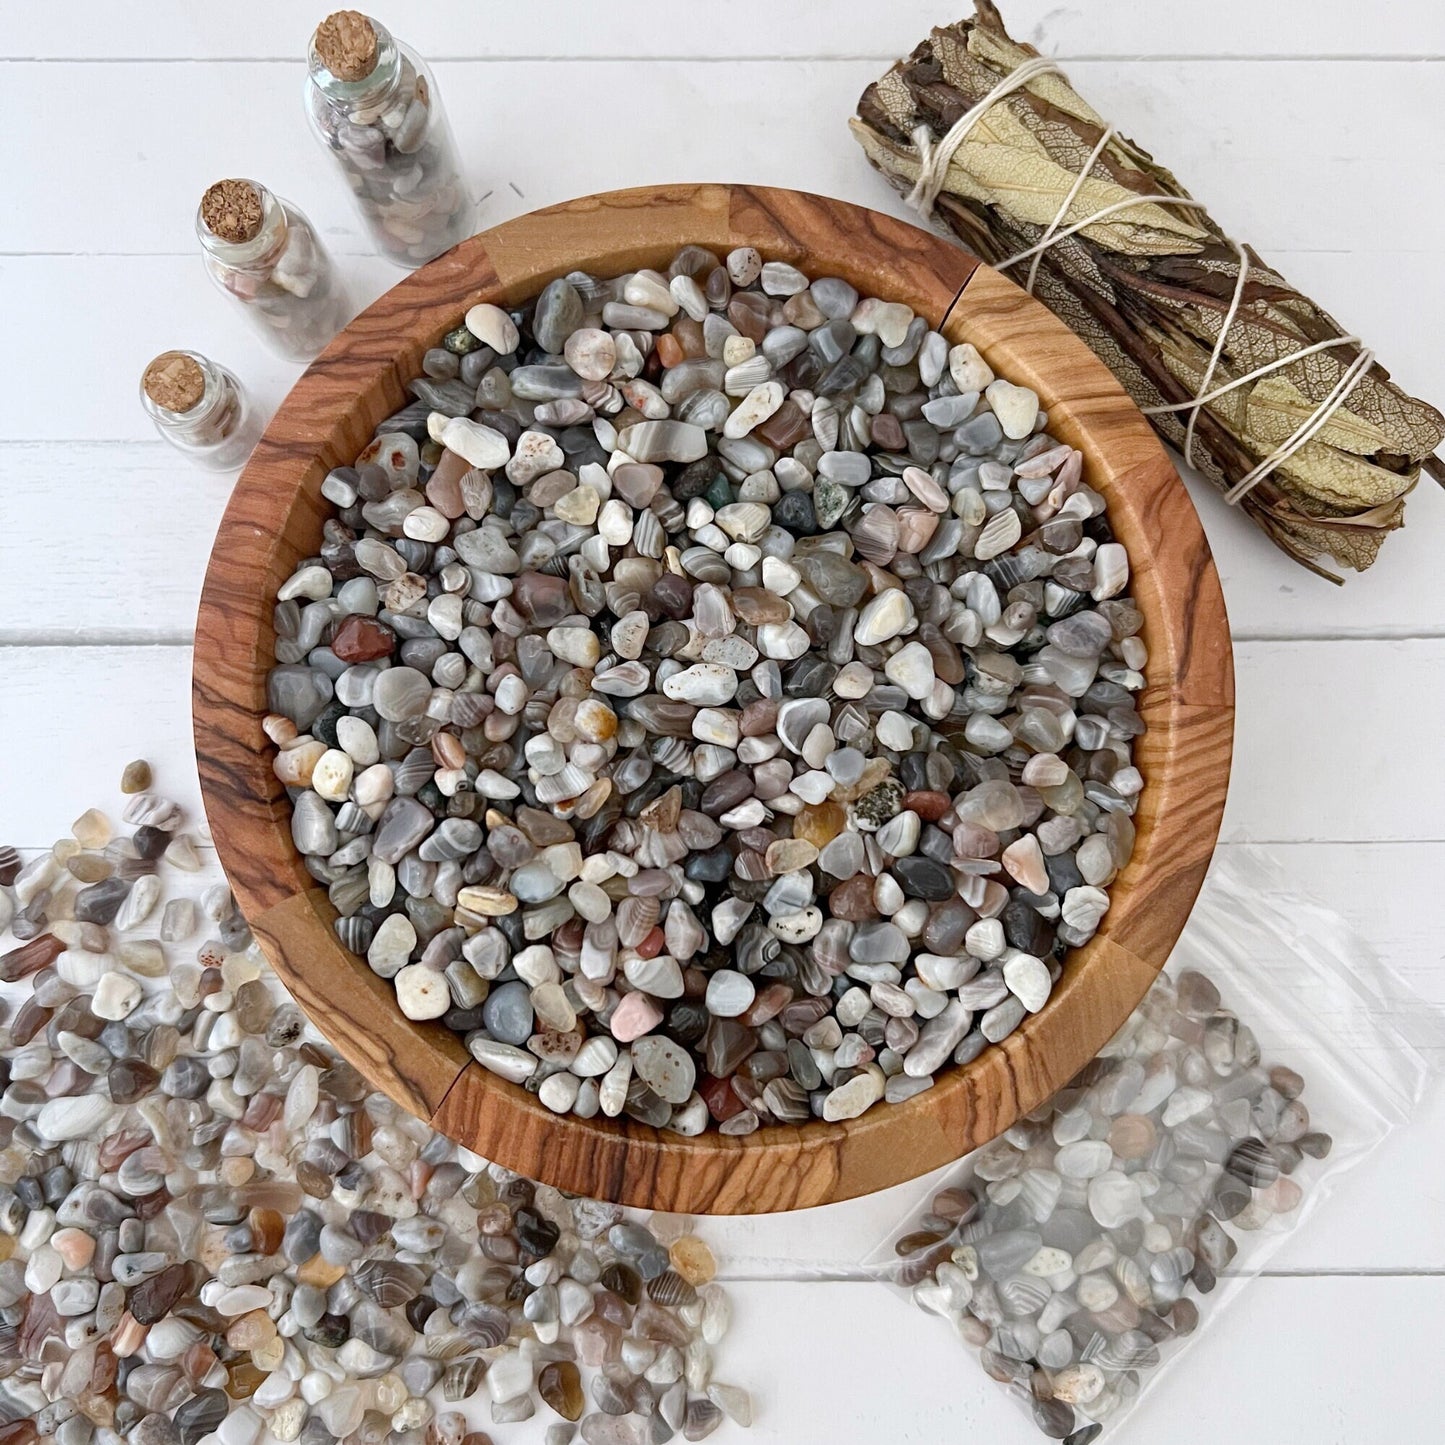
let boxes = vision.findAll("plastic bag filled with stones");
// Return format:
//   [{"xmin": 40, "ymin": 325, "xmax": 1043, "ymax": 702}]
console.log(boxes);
[{"xmin": 865, "ymin": 847, "xmax": 1445, "ymax": 1442}]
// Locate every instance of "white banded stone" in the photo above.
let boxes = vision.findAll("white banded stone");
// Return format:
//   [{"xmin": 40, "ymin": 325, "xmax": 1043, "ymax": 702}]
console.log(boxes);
[
  {"xmin": 464, "ymin": 303, "xmax": 519, "ymax": 354},
  {"xmin": 854, "ymin": 589, "xmax": 915, "ymax": 646}
]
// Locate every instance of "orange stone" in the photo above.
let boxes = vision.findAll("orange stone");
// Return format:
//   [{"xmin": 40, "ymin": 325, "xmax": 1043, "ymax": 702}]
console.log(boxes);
[
  {"xmin": 739, "ymin": 981, "xmax": 793, "ymax": 1027},
  {"xmin": 432, "ymin": 731, "xmax": 467, "ymax": 770},
  {"xmin": 425, "ymin": 465, "xmax": 466, "ymax": 519},
  {"xmin": 225, "ymin": 1310, "xmax": 276, "ymax": 1353},
  {"xmin": 782, "ymin": 290, "xmax": 825, "ymax": 329},
  {"xmin": 247, "ymin": 1207, "xmax": 285, "ymax": 1256},
  {"xmin": 294, "ymin": 1254, "xmax": 347, "ymax": 1288},
  {"xmin": 754, "ymin": 398, "xmax": 810, "ymax": 450},
  {"xmin": 110, "ymin": 1312, "xmax": 146, "ymax": 1358},
  {"xmin": 793, "ymin": 801, "xmax": 846, "ymax": 849},
  {"xmin": 669, "ymin": 1236, "xmax": 717, "ymax": 1286},
  {"xmin": 181, "ymin": 1341, "xmax": 220, "ymax": 1387},
  {"xmin": 672, "ymin": 318, "xmax": 706, "ymax": 359},
  {"xmin": 225, "ymin": 1360, "xmax": 267, "ymax": 1398},
  {"xmin": 700, "ymin": 1075, "xmax": 745, "ymax": 1122},
  {"xmin": 538, "ymin": 1360, "xmax": 584, "ymax": 1421},
  {"xmin": 730, "ymin": 587, "xmax": 793, "ymax": 625},
  {"xmin": 330, "ymin": 613, "xmax": 396, "ymax": 664},
  {"xmin": 50, "ymin": 1227, "xmax": 95, "ymax": 1270}
]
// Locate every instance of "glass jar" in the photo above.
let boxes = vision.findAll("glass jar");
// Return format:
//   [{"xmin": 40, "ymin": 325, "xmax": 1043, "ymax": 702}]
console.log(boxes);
[
  {"xmin": 196, "ymin": 179, "xmax": 352, "ymax": 362},
  {"xmin": 304, "ymin": 11, "xmax": 475, "ymax": 268},
  {"xmin": 139, "ymin": 351, "xmax": 261, "ymax": 470}
]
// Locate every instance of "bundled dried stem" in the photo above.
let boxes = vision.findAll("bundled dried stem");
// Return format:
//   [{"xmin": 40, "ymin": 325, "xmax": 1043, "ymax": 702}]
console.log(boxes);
[{"xmin": 851, "ymin": 2, "xmax": 1445, "ymax": 579}]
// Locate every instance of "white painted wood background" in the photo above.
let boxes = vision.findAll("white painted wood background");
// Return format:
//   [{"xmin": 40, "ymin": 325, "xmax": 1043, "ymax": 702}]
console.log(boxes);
[{"xmin": 3, "ymin": 2, "xmax": 1444, "ymax": 1439}]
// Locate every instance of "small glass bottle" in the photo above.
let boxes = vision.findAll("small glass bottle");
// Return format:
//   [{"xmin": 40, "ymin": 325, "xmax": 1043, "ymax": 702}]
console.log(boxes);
[
  {"xmin": 139, "ymin": 350, "xmax": 261, "ymax": 470},
  {"xmin": 304, "ymin": 11, "xmax": 476, "ymax": 268},
  {"xmin": 196, "ymin": 178, "xmax": 352, "ymax": 361}
]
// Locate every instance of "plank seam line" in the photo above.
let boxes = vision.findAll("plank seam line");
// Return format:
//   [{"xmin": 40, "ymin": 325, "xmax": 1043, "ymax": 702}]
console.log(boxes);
[
  {"xmin": 1231, "ymin": 631, "xmax": 1445, "ymax": 643},
  {"xmin": 10, "ymin": 634, "xmax": 1445, "ymax": 648},
  {"xmin": 7, "ymin": 246, "xmax": 1440, "ymax": 260},
  {"xmin": 2, "ymin": 54, "xmax": 1443, "ymax": 64},
  {"xmin": 0, "ymin": 635, "xmax": 197, "ymax": 647},
  {"xmin": 14, "ymin": 840, "xmax": 1438, "ymax": 861},
  {"xmin": 0, "ymin": 53, "xmax": 900, "ymax": 65},
  {"xmin": 713, "ymin": 1266, "xmax": 1445, "ymax": 1282}
]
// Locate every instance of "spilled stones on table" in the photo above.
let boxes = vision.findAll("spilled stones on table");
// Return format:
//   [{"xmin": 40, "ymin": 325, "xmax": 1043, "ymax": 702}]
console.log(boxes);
[{"xmin": 0, "ymin": 770, "xmax": 750, "ymax": 1445}]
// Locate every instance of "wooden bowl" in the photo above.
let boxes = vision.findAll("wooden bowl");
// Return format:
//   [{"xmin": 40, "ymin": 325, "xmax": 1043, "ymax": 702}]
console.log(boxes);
[{"xmin": 194, "ymin": 184, "xmax": 1233, "ymax": 1213}]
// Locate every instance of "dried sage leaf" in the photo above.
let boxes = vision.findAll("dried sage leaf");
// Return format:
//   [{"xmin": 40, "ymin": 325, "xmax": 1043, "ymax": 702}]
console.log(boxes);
[{"xmin": 851, "ymin": 2, "xmax": 1445, "ymax": 578}]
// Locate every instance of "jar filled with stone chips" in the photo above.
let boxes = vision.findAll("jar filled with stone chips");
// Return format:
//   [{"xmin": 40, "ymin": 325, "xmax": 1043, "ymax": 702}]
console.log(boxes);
[
  {"xmin": 138, "ymin": 349, "xmax": 261, "ymax": 469},
  {"xmin": 304, "ymin": 10, "xmax": 476, "ymax": 268},
  {"xmin": 195, "ymin": 178, "xmax": 352, "ymax": 362}
]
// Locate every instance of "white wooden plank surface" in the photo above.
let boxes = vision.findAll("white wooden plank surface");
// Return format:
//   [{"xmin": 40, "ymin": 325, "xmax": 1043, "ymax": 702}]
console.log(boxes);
[
  {"xmin": 7, "ymin": 1, "xmax": 1445, "ymax": 60},
  {"xmin": 4, "ymin": 431, "xmax": 1443, "ymax": 645},
  {"xmin": 1225, "ymin": 639, "xmax": 1445, "ymax": 842},
  {"xmin": 0, "ymin": 60, "xmax": 1439, "ymax": 259},
  {"xmin": 6, "ymin": 645, "xmax": 1443, "ymax": 1280},
  {"xmin": 696, "ymin": 1276, "xmax": 1445, "ymax": 1443},
  {"xmin": 2, "ymin": 6, "xmax": 1443, "ymax": 1436},
  {"xmin": 0, "ymin": 258, "xmax": 390, "ymax": 443},
  {"xmin": 8, "ymin": 643, "xmax": 1443, "ymax": 848},
  {"xmin": 4, "ymin": 839, "xmax": 1441, "ymax": 1287},
  {"xmin": 11, "ymin": 824, "xmax": 1440, "ymax": 1283},
  {"xmin": 7, "ymin": 248, "xmax": 1440, "ymax": 446}
]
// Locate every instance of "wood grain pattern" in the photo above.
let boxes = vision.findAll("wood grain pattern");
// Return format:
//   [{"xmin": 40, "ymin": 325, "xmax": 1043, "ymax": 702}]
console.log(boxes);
[{"xmin": 193, "ymin": 184, "xmax": 1232, "ymax": 1213}]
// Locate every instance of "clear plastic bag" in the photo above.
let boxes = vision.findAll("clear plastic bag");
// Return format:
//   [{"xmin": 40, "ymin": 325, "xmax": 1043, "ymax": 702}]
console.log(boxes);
[{"xmin": 868, "ymin": 847, "xmax": 1445, "ymax": 1441}]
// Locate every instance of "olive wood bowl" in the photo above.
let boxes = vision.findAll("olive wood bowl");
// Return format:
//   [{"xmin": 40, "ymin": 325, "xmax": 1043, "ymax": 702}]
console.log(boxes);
[{"xmin": 194, "ymin": 183, "xmax": 1233, "ymax": 1213}]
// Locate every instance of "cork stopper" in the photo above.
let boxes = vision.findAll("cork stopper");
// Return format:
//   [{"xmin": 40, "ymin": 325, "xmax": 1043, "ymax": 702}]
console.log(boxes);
[
  {"xmin": 314, "ymin": 11, "xmax": 379, "ymax": 82},
  {"xmin": 143, "ymin": 352, "xmax": 206, "ymax": 413},
  {"xmin": 200, "ymin": 180, "xmax": 264, "ymax": 244}
]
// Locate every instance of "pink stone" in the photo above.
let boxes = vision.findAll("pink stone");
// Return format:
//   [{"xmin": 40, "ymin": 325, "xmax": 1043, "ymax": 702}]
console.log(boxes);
[
  {"xmin": 609, "ymin": 992, "xmax": 663, "ymax": 1043},
  {"xmin": 574, "ymin": 1316, "xmax": 621, "ymax": 1368},
  {"xmin": 50, "ymin": 1228, "xmax": 95, "ymax": 1270},
  {"xmin": 895, "ymin": 507, "xmax": 940, "ymax": 553}
]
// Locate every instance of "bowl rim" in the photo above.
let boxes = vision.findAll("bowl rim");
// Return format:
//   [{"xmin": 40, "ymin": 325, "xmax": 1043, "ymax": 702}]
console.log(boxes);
[{"xmin": 193, "ymin": 182, "xmax": 1233, "ymax": 1213}]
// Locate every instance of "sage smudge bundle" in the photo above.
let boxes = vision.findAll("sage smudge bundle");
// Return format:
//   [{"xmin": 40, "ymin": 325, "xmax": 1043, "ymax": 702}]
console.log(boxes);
[{"xmin": 850, "ymin": 3, "xmax": 1445, "ymax": 579}]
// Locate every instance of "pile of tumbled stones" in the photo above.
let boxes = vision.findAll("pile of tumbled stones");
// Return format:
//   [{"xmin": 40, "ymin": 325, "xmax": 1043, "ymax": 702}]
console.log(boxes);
[
  {"xmin": 891, "ymin": 969, "xmax": 1331, "ymax": 1442},
  {"xmin": 266, "ymin": 244, "xmax": 1145, "ymax": 1134},
  {"xmin": 0, "ymin": 771, "xmax": 749, "ymax": 1445}
]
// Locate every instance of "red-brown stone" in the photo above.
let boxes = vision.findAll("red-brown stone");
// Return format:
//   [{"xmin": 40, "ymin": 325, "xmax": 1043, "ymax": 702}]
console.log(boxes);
[
  {"xmin": 700, "ymin": 1074, "xmax": 746, "ymax": 1122},
  {"xmin": 828, "ymin": 875, "xmax": 879, "ymax": 922},
  {"xmin": 904, "ymin": 791, "xmax": 951, "ymax": 822},
  {"xmin": 330, "ymin": 614, "xmax": 396, "ymax": 663},
  {"xmin": 869, "ymin": 412, "xmax": 906, "ymax": 450},
  {"xmin": 739, "ymin": 982, "xmax": 793, "ymax": 1027},
  {"xmin": 634, "ymin": 927, "xmax": 666, "ymax": 960},
  {"xmin": 0, "ymin": 933, "xmax": 65, "ymax": 983},
  {"xmin": 754, "ymin": 399, "xmax": 810, "ymax": 451}
]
